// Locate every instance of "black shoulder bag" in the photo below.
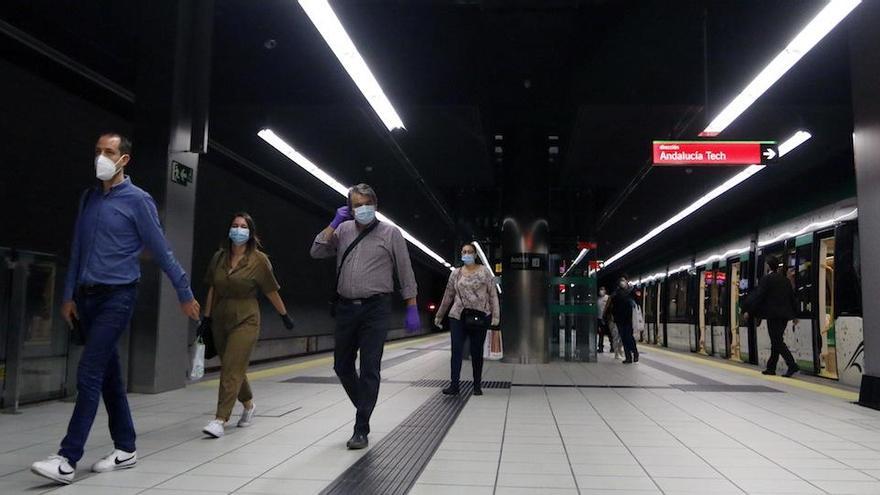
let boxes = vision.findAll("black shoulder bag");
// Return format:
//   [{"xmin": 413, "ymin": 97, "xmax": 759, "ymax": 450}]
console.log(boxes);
[
  {"xmin": 329, "ymin": 221, "xmax": 379, "ymax": 317},
  {"xmin": 459, "ymin": 270, "xmax": 492, "ymax": 330}
]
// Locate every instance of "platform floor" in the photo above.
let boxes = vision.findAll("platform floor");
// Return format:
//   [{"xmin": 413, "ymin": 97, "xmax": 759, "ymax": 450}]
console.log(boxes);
[{"xmin": 1, "ymin": 333, "xmax": 879, "ymax": 495}]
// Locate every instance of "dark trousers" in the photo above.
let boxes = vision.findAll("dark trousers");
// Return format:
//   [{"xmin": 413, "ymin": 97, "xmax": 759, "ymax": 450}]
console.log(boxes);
[
  {"xmin": 618, "ymin": 321, "xmax": 638, "ymax": 359},
  {"xmin": 766, "ymin": 318, "xmax": 797, "ymax": 371},
  {"xmin": 333, "ymin": 295, "xmax": 391, "ymax": 435},
  {"xmin": 597, "ymin": 320, "xmax": 609, "ymax": 350},
  {"xmin": 59, "ymin": 287, "xmax": 138, "ymax": 465},
  {"xmin": 449, "ymin": 317, "xmax": 487, "ymax": 388}
]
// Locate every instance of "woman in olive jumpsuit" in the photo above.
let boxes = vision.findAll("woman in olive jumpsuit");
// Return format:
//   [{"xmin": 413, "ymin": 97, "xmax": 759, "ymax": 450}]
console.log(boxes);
[{"xmin": 199, "ymin": 212, "xmax": 294, "ymax": 438}]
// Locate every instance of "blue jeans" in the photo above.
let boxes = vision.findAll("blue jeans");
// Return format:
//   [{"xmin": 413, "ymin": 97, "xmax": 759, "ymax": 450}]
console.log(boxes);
[
  {"xmin": 449, "ymin": 317, "xmax": 487, "ymax": 388},
  {"xmin": 59, "ymin": 286, "xmax": 137, "ymax": 465}
]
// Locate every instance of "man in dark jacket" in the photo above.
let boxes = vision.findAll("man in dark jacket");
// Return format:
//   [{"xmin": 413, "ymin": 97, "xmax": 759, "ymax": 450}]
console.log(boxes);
[
  {"xmin": 743, "ymin": 256, "xmax": 800, "ymax": 377},
  {"xmin": 605, "ymin": 276, "xmax": 639, "ymax": 363}
]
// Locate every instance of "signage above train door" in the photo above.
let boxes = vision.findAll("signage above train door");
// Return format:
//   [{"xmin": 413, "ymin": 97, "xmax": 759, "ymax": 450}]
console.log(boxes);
[{"xmin": 652, "ymin": 141, "xmax": 778, "ymax": 166}]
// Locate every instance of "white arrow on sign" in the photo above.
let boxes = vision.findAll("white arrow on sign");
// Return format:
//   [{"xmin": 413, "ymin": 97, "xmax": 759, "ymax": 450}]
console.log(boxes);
[{"xmin": 763, "ymin": 148, "xmax": 777, "ymax": 160}]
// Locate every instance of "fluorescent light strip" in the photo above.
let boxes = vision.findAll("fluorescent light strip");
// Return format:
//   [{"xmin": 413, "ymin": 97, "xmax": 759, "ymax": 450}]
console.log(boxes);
[
  {"xmin": 758, "ymin": 208, "xmax": 857, "ymax": 247},
  {"xmin": 701, "ymin": 0, "xmax": 861, "ymax": 136},
  {"xmin": 471, "ymin": 240, "xmax": 502, "ymax": 293},
  {"xmin": 603, "ymin": 130, "xmax": 811, "ymax": 269},
  {"xmin": 298, "ymin": 0, "xmax": 405, "ymax": 131},
  {"xmin": 257, "ymin": 128, "xmax": 451, "ymax": 268},
  {"xmin": 562, "ymin": 248, "xmax": 589, "ymax": 277}
]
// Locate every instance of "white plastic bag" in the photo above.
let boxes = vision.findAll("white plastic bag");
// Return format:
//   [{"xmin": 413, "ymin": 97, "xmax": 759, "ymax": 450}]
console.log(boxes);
[
  {"xmin": 632, "ymin": 302, "xmax": 645, "ymax": 336},
  {"xmin": 190, "ymin": 337, "xmax": 205, "ymax": 380},
  {"xmin": 484, "ymin": 330, "xmax": 503, "ymax": 361}
]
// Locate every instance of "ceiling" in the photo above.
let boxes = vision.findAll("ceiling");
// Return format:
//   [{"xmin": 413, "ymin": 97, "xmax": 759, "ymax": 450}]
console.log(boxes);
[{"xmin": 0, "ymin": 0, "xmax": 858, "ymax": 271}]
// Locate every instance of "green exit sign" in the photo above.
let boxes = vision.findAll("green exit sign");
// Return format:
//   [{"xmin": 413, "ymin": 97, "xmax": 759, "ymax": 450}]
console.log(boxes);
[{"xmin": 171, "ymin": 161, "xmax": 193, "ymax": 186}]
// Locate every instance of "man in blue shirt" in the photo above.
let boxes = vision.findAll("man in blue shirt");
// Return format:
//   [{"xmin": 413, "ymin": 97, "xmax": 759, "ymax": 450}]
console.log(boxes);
[{"xmin": 31, "ymin": 133, "xmax": 201, "ymax": 485}]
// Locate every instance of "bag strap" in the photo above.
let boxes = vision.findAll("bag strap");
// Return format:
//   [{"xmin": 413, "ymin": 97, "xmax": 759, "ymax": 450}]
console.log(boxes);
[{"xmin": 334, "ymin": 221, "xmax": 380, "ymax": 295}]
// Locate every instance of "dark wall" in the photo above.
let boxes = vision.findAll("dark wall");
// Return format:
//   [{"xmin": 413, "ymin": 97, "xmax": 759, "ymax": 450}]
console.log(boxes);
[{"xmin": 0, "ymin": 59, "xmax": 130, "ymax": 256}]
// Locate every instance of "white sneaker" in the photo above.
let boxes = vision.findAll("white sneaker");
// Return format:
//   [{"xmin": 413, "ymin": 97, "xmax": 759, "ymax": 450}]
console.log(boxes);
[
  {"xmin": 91, "ymin": 449, "xmax": 137, "ymax": 473},
  {"xmin": 237, "ymin": 403, "xmax": 256, "ymax": 428},
  {"xmin": 202, "ymin": 419, "xmax": 225, "ymax": 438},
  {"xmin": 31, "ymin": 455, "xmax": 75, "ymax": 484}
]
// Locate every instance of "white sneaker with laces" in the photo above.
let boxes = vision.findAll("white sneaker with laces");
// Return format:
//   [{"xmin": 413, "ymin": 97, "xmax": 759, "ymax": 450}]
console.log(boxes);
[
  {"xmin": 202, "ymin": 419, "xmax": 225, "ymax": 438},
  {"xmin": 237, "ymin": 403, "xmax": 256, "ymax": 428},
  {"xmin": 31, "ymin": 455, "xmax": 75, "ymax": 484},
  {"xmin": 91, "ymin": 449, "xmax": 137, "ymax": 473}
]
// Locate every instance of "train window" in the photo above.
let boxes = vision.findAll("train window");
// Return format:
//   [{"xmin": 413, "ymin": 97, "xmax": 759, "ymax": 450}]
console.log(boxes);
[
  {"xmin": 795, "ymin": 242, "xmax": 813, "ymax": 316},
  {"xmin": 667, "ymin": 273, "xmax": 689, "ymax": 322}
]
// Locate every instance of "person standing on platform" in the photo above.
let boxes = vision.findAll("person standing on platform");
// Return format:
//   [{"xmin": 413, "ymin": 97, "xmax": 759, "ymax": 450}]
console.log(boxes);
[
  {"xmin": 434, "ymin": 243, "xmax": 500, "ymax": 396},
  {"xmin": 743, "ymin": 256, "xmax": 800, "ymax": 377},
  {"xmin": 596, "ymin": 286, "xmax": 610, "ymax": 353},
  {"xmin": 311, "ymin": 183, "xmax": 421, "ymax": 450},
  {"xmin": 31, "ymin": 133, "xmax": 201, "ymax": 485},
  {"xmin": 605, "ymin": 275, "xmax": 639, "ymax": 364},
  {"xmin": 199, "ymin": 212, "xmax": 295, "ymax": 438}
]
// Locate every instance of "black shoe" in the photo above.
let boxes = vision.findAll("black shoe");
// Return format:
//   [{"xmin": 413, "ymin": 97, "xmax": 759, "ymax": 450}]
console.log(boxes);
[
  {"xmin": 783, "ymin": 365, "xmax": 800, "ymax": 378},
  {"xmin": 633, "ymin": 352, "xmax": 639, "ymax": 363},
  {"xmin": 473, "ymin": 387, "xmax": 483, "ymax": 396},
  {"xmin": 442, "ymin": 385, "xmax": 460, "ymax": 395},
  {"xmin": 762, "ymin": 369, "xmax": 776, "ymax": 376},
  {"xmin": 597, "ymin": 347, "xmax": 604, "ymax": 353},
  {"xmin": 346, "ymin": 433, "xmax": 368, "ymax": 450},
  {"xmin": 622, "ymin": 359, "xmax": 633, "ymax": 364}
]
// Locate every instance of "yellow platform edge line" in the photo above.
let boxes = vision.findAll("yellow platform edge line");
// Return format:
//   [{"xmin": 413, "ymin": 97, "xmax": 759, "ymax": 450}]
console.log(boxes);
[
  {"xmin": 646, "ymin": 345, "xmax": 859, "ymax": 401},
  {"xmin": 193, "ymin": 334, "xmax": 440, "ymax": 387}
]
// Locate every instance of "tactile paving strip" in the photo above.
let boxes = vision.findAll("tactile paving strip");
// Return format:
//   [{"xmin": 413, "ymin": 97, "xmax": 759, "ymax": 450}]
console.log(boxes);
[
  {"xmin": 411, "ymin": 379, "xmax": 511, "ymax": 389},
  {"xmin": 320, "ymin": 383, "xmax": 475, "ymax": 495}
]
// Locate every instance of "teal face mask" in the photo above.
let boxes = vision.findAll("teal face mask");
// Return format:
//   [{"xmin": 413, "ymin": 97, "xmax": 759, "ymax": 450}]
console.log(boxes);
[
  {"xmin": 229, "ymin": 227, "xmax": 250, "ymax": 246},
  {"xmin": 354, "ymin": 205, "xmax": 376, "ymax": 225}
]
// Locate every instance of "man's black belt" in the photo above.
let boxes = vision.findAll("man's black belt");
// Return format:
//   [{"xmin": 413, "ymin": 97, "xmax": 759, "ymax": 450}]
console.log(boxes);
[
  {"xmin": 338, "ymin": 293, "xmax": 390, "ymax": 305},
  {"xmin": 77, "ymin": 282, "xmax": 138, "ymax": 297}
]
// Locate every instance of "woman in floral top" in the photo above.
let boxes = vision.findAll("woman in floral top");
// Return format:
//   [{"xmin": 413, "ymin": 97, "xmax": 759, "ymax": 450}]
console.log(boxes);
[{"xmin": 434, "ymin": 243, "xmax": 500, "ymax": 395}]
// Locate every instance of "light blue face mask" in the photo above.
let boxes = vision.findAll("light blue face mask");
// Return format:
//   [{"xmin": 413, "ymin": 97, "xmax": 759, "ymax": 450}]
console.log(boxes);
[
  {"xmin": 461, "ymin": 254, "xmax": 476, "ymax": 265},
  {"xmin": 229, "ymin": 227, "xmax": 250, "ymax": 246},
  {"xmin": 354, "ymin": 205, "xmax": 377, "ymax": 225}
]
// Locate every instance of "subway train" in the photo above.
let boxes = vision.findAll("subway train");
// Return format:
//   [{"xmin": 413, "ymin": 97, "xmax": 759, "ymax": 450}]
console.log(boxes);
[{"xmin": 630, "ymin": 199, "xmax": 864, "ymax": 387}]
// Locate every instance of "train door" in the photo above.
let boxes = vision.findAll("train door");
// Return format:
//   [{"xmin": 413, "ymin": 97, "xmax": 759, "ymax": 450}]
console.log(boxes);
[
  {"xmin": 713, "ymin": 262, "xmax": 728, "ymax": 358},
  {"xmin": 727, "ymin": 256, "xmax": 747, "ymax": 362},
  {"xmin": 755, "ymin": 243, "xmax": 784, "ymax": 368},
  {"xmin": 666, "ymin": 272, "xmax": 690, "ymax": 351},
  {"xmin": 790, "ymin": 234, "xmax": 817, "ymax": 373},
  {"xmin": 695, "ymin": 267, "xmax": 707, "ymax": 354},
  {"xmin": 655, "ymin": 281, "xmax": 664, "ymax": 345},
  {"xmin": 817, "ymin": 230, "xmax": 837, "ymax": 379}
]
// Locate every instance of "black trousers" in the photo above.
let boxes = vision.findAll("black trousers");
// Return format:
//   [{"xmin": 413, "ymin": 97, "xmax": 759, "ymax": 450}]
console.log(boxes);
[
  {"xmin": 766, "ymin": 318, "xmax": 797, "ymax": 371},
  {"xmin": 597, "ymin": 320, "xmax": 609, "ymax": 350},
  {"xmin": 334, "ymin": 295, "xmax": 391, "ymax": 435},
  {"xmin": 618, "ymin": 321, "xmax": 638, "ymax": 359},
  {"xmin": 449, "ymin": 317, "xmax": 487, "ymax": 388}
]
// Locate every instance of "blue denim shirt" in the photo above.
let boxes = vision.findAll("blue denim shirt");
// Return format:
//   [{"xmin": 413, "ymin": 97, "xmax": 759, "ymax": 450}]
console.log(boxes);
[{"xmin": 63, "ymin": 177, "xmax": 194, "ymax": 303}]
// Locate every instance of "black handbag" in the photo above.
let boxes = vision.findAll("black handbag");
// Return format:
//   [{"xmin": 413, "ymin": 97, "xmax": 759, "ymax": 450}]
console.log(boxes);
[
  {"xmin": 329, "ymin": 221, "xmax": 380, "ymax": 317},
  {"xmin": 461, "ymin": 308, "xmax": 491, "ymax": 330},
  {"xmin": 197, "ymin": 318, "xmax": 217, "ymax": 360}
]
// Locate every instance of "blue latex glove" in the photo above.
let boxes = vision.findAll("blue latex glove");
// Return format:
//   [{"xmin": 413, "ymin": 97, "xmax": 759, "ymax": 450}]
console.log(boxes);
[
  {"xmin": 405, "ymin": 305, "xmax": 421, "ymax": 333},
  {"xmin": 330, "ymin": 206, "xmax": 352, "ymax": 229}
]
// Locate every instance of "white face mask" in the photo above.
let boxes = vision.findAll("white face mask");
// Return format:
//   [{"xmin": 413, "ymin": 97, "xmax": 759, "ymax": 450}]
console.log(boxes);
[{"xmin": 95, "ymin": 154, "xmax": 122, "ymax": 181}]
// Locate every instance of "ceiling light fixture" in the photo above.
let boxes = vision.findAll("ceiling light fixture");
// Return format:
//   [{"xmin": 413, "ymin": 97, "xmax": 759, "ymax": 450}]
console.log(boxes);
[
  {"xmin": 700, "ymin": 0, "xmax": 860, "ymax": 137},
  {"xmin": 258, "ymin": 129, "xmax": 451, "ymax": 268},
  {"xmin": 297, "ymin": 0, "xmax": 405, "ymax": 131},
  {"xmin": 602, "ymin": 131, "xmax": 811, "ymax": 269}
]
